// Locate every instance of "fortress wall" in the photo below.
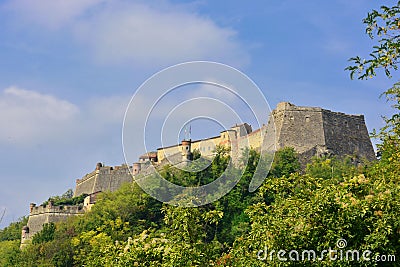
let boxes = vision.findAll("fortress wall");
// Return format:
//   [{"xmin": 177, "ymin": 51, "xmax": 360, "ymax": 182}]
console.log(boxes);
[
  {"xmin": 158, "ymin": 136, "xmax": 222, "ymax": 162},
  {"xmin": 92, "ymin": 167, "xmax": 112, "ymax": 192},
  {"xmin": 107, "ymin": 167, "xmax": 133, "ymax": 192},
  {"xmin": 26, "ymin": 205, "xmax": 84, "ymax": 239},
  {"xmin": 157, "ymin": 145, "xmax": 181, "ymax": 162},
  {"xmin": 90, "ymin": 166, "xmax": 133, "ymax": 193},
  {"xmin": 75, "ymin": 102, "xmax": 376, "ymax": 198},
  {"xmin": 195, "ymin": 136, "xmax": 221, "ymax": 158},
  {"xmin": 322, "ymin": 110, "xmax": 375, "ymax": 161},
  {"xmin": 247, "ymin": 128, "xmax": 263, "ymax": 149},
  {"xmin": 26, "ymin": 213, "xmax": 48, "ymax": 238},
  {"xmin": 231, "ymin": 129, "xmax": 259, "ymax": 161},
  {"xmin": 74, "ymin": 171, "xmax": 97, "ymax": 197},
  {"xmin": 263, "ymin": 116, "xmax": 278, "ymax": 152},
  {"xmin": 75, "ymin": 166, "xmax": 134, "ymax": 197},
  {"xmin": 274, "ymin": 104, "xmax": 326, "ymax": 153}
]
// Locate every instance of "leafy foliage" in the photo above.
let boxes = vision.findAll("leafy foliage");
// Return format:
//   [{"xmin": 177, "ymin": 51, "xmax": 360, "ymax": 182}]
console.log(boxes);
[
  {"xmin": 42, "ymin": 189, "xmax": 87, "ymax": 206},
  {"xmin": 0, "ymin": 217, "xmax": 27, "ymax": 242},
  {"xmin": 226, "ymin": 170, "xmax": 400, "ymax": 266},
  {"xmin": 305, "ymin": 155, "xmax": 363, "ymax": 180},
  {"xmin": 346, "ymin": 1, "xmax": 400, "ymax": 79},
  {"xmin": 0, "ymin": 240, "xmax": 21, "ymax": 266},
  {"xmin": 32, "ymin": 223, "xmax": 56, "ymax": 244},
  {"xmin": 1, "ymin": 141, "xmax": 399, "ymax": 266},
  {"xmin": 269, "ymin": 147, "xmax": 300, "ymax": 178}
]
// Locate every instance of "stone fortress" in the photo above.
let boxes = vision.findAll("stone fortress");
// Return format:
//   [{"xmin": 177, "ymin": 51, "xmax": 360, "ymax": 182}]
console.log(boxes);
[{"xmin": 20, "ymin": 102, "xmax": 375, "ymax": 248}]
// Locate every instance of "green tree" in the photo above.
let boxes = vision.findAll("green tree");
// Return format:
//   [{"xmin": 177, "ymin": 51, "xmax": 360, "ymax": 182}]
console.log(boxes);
[
  {"xmin": 75, "ymin": 183, "xmax": 162, "ymax": 239},
  {"xmin": 225, "ymin": 171, "xmax": 400, "ymax": 266},
  {"xmin": 32, "ymin": 223, "xmax": 56, "ymax": 244},
  {"xmin": 61, "ymin": 189, "xmax": 74, "ymax": 199},
  {"xmin": 346, "ymin": 1, "xmax": 400, "ymax": 181},
  {"xmin": 269, "ymin": 147, "xmax": 301, "ymax": 178},
  {"xmin": 161, "ymin": 204, "xmax": 223, "ymax": 266},
  {"xmin": 305, "ymin": 155, "xmax": 362, "ymax": 180},
  {"xmin": 0, "ymin": 240, "xmax": 21, "ymax": 267},
  {"xmin": 216, "ymin": 148, "xmax": 262, "ymax": 245},
  {"xmin": 192, "ymin": 148, "xmax": 201, "ymax": 160},
  {"xmin": 0, "ymin": 217, "xmax": 28, "ymax": 242},
  {"xmin": 346, "ymin": 1, "xmax": 400, "ymax": 79}
]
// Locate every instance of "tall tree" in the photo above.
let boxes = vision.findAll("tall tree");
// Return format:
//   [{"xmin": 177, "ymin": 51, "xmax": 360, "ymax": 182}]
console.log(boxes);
[
  {"xmin": 347, "ymin": 1, "xmax": 400, "ymax": 175},
  {"xmin": 346, "ymin": 1, "xmax": 400, "ymax": 80}
]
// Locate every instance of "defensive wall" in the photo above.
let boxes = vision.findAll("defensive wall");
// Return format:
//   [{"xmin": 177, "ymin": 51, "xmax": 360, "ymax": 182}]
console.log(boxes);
[
  {"xmin": 21, "ymin": 101, "xmax": 375, "ymax": 248},
  {"xmin": 74, "ymin": 163, "xmax": 134, "ymax": 197},
  {"xmin": 155, "ymin": 102, "xmax": 375, "ymax": 166},
  {"xmin": 20, "ymin": 202, "xmax": 85, "ymax": 248}
]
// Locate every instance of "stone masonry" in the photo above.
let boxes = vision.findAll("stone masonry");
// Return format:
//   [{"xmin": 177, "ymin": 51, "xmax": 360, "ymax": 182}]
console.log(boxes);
[{"xmin": 21, "ymin": 102, "xmax": 376, "ymax": 248}]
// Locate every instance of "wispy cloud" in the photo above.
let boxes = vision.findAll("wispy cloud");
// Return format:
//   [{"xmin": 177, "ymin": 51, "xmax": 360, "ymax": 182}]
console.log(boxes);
[
  {"xmin": 0, "ymin": 86, "xmax": 79, "ymax": 145},
  {"xmin": 3, "ymin": 0, "xmax": 103, "ymax": 30},
  {"xmin": 3, "ymin": 0, "xmax": 249, "ymax": 67},
  {"xmin": 0, "ymin": 86, "xmax": 134, "ymax": 147}
]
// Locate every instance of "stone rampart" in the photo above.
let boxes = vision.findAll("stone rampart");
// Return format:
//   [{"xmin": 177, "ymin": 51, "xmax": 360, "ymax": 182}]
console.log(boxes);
[{"xmin": 74, "ymin": 164, "xmax": 133, "ymax": 197}]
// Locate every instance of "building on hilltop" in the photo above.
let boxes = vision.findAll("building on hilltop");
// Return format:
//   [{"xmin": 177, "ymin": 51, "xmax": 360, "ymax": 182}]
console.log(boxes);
[
  {"xmin": 20, "ymin": 202, "xmax": 85, "ymax": 249},
  {"xmin": 156, "ymin": 122, "xmax": 255, "ymax": 165},
  {"xmin": 72, "ymin": 101, "xmax": 375, "ymax": 199},
  {"xmin": 153, "ymin": 102, "xmax": 375, "ymax": 166},
  {"xmin": 74, "ymin": 163, "xmax": 134, "ymax": 197},
  {"xmin": 21, "ymin": 101, "xmax": 375, "ymax": 248},
  {"xmin": 271, "ymin": 102, "xmax": 375, "ymax": 162},
  {"xmin": 138, "ymin": 152, "xmax": 158, "ymax": 163}
]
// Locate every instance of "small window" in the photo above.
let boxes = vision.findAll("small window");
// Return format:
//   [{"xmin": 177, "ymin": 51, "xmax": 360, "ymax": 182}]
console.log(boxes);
[{"xmin": 305, "ymin": 116, "xmax": 310, "ymax": 123}]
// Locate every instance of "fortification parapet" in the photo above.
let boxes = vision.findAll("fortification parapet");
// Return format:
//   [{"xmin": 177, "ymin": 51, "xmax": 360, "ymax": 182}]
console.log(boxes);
[
  {"xmin": 271, "ymin": 102, "xmax": 375, "ymax": 162},
  {"xmin": 29, "ymin": 203, "xmax": 84, "ymax": 216},
  {"xmin": 21, "ymin": 202, "xmax": 85, "ymax": 249},
  {"xmin": 21, "ymin": 101, "xmax": 376, "ymax": 249},
  {"xmin": 74, "ymin": 163, "xmax": 134, "ymax": 197}
]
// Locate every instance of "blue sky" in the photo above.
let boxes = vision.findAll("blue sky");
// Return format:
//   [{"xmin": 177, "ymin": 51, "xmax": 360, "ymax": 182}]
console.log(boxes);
[{"xmin": 0, "ymin": 0, "xmax": 397, "ymax": 228}]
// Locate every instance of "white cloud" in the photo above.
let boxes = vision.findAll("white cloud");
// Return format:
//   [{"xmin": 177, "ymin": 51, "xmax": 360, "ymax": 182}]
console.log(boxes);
[
  {"xmin": 87, "ymin": 95, "xmax": 130, "ymax": 124},
  {"xmin": 187, "ymin": 83, "xmax": 239, "ymax": 103},
  {"xmin": 74, "ymin": 2, "xmax": 248, "ymax": 66},
  {"xmin": 4, "ymin": 0, "xmax": 104, "ymax": 30},
  {"xmin": 3, "ymin": 0, "xmax": 249, "ymax": 67},
  {"xmin": 0, "ymin": 86, "xmax": 144, "ymax": 147},
  {"xmin": 0, "ymin": 86, "xmax": 79, "ymax": 144}
]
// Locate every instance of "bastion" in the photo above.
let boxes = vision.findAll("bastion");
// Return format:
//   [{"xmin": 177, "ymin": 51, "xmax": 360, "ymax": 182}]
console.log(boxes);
[{"xmin": 21, "ymin": 102, "xmax": 375, "ymax": 248}]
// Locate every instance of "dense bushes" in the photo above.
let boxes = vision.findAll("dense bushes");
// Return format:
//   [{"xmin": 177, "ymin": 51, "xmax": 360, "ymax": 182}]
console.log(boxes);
[
  {"xmin": 42, "ymin": 190, "xmax": 88, "ymax": 207},
  {"xmin": 2, "ymin": 143, "xmax": 398, "ymax": 266}
]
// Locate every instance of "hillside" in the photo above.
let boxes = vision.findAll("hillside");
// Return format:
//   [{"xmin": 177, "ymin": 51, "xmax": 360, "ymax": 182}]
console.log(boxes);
[{"xmin": 0, "ymin": 142, "xmax": 399, "ymax": 266}]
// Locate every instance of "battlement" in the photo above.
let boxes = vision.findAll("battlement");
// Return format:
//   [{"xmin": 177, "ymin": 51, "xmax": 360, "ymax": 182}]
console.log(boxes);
[
  {"xmin": 21, "ymin": 101, "xmax": 376, "ymax": 250},
  {"xmin": 276, "ymin": 101, "xmax": 322, "ymax": 112},
  {"xmin": 75, "ymin": 164, "xmax": 132, "ymax": 185},
  {"xmin": 21, "ymin": 202, "xmax": 85, "ymax": 249},
  {"xmin": 74, "ymin": 163, "xmax": 133, "ymax": 197},
  {"xmin": 272, "ymin": 102, "xmax": 374, "ymax": 161},
  {"xmin": 76, "ymin": 170, "xmax": 98, "ymax": 185},
  {"xmin": 276, "ymin": 102, "xmax": 364, "ymax": 119},
  {"xmin": 29, "ymin": 202, "xmax": 84, "ymax": 216},
  {"xmin": 153, "ymin": 102, "xmax": 375, "ymax": 168}
]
